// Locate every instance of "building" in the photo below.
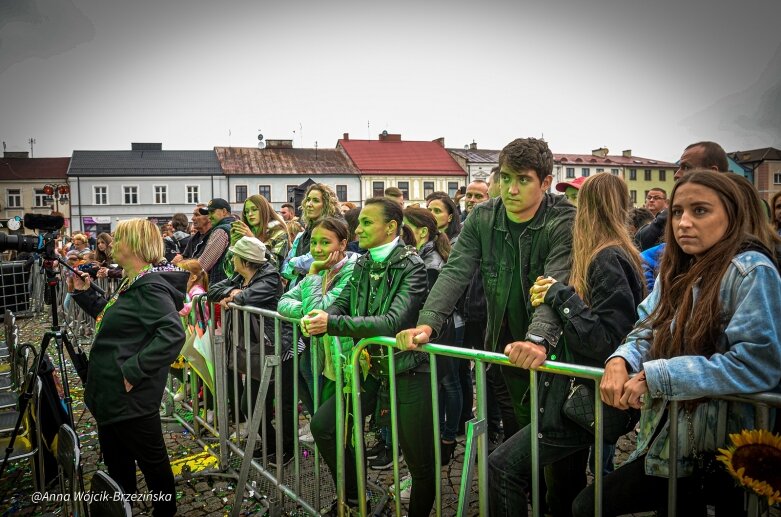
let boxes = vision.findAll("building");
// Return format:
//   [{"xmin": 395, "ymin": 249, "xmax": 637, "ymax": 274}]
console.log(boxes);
[
  {"xmin": 337, "ymin": 132, "xmax": 467, "ymax": 204},
  {"xmin": 729, "ymin": 147, "xmax": 781, "ymax": 201},
  {"xmin": 0, "ymin": 152, "xmax": 71, "ymax": 235},
  {"xmin": 214, "ymin": 140, "xmax": 361, "ymax": 210},
  {"xmin": 553, "ymin": 148, "xmax": 677, "ymax": 206},
  {"xmin": 447, "ymin": 142, "xmax": 500, "ymax": 183},
  {"xmin": 68, "ymin": 143, "xmax": 224, "ymax": 234}
]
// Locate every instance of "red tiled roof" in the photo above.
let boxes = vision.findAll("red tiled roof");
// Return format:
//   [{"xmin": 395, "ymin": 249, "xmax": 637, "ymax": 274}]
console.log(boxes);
[
  {"xmin": 554, "ymin": 154, "xmax": 677, "ymax": 168},
  {"xmin": 0, "ymin": 157, "xmax": 70, "ymax": 180},
  {"xmin": 338, "ymin": 139, "xmax": 466, "ymax": 176}
]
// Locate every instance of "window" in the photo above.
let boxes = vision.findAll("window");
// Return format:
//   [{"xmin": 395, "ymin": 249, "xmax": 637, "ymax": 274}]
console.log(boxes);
[
  {"xmin": 186, "ymin": 185, "xmax": 199, "ymax": 204},
  {"xmin": 629, "ymin": 169, "xmax": 637, "ymax": 181},
  {"xmin": 611, "ymin": 168, "xmax": 620, "ymax": 176},
  {"xmin": 566, "ymin": 167, "xmax": 575, "ymax": 179},
  {"xmin": 286, "ymin": 185, "xmax": 297, "ymax": 203},
  {"xmin": 644, "ymin": 190, "xmax": 650, "ymax": 200},
  {"xmin": 423, "ymin": 181, "xmax": 435, "ymax": 198},
  {"xmin": 630, "ymin": 190, "xmax": 637, "ymax": 204},
  {"xmin": 34, "ymin": 189, "xmax": 48, "ymax": 207},
  {"xmin": 448, "ymin": 182, "xmax": 459, "ymax": 198},
  {"xmin": 372, "ymin": 181, "xmax": 385, "ymax": 198},
  {"xmin": 154, "ymin": 185, "xmax": 168, "ymax": 204},
  {"xmin": 596, "ymin": 168, "xmax": 605, "ymax": 173},
  {"xmin": 659, "ymin": 170, "xmax": 667, "ymax": 182},
  {"xmin": 6, "ymin": 189, "xmax": 21, "ymax": 208},
  {"xmin": 581, "ymin": 168, "xmax": 590, "ymax": 177},
  {"xmin": 235, "ymin": 185, "xmax": 247, "ymax": 203},
  {"xmin": 644, "ymin": 169, "xmax": 652, "ymax": 181},
  {"xmin": 336, "ymin": 185, "xmax": 347, "ymax": 202},
  {"xmin": 123, "ymin": 186, "xmax": 138, "ymax": 204},
  {"xmin": 258, "ymin": 185, "xmax": 271, "ymax": 200},
  {"xmin": 94, "ymin": 186, "xmax": 107, "ymax": 205},
  {"xmin": 775, "ymin": 173, "xmax": 781, "ymax": 184},
  {"xmin": 397, "ymin": 181, "xmax": 410, "ymax": 200}
]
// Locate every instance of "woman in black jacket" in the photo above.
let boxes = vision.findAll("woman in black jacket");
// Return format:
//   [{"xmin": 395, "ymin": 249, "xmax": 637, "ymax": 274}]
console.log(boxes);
[
  {"xmin": 72, "ymin": 219, "xmax": 187, "ymax": 517},
  {"xmin": 207, "ymin": 236, "xmax": 296, "ymax": 465},
  {"xmin": 489, "ymin": 173, "xmax": 645, "ymax": 516},
  {"xmin": 303, "ymin": 197, "xmax": 434, "ymax": 516}
]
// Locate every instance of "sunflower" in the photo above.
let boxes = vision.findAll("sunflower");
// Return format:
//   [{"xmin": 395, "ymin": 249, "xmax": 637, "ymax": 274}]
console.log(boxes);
[{"xmin": 717, "ymin": 429, "xmax": 781, "ymax": 505}]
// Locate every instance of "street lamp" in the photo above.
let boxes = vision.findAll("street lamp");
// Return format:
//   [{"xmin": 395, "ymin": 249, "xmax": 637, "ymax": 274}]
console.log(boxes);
[{"xmin": 43, "ymin": 183, "xmax": 69, "ymax": 213}]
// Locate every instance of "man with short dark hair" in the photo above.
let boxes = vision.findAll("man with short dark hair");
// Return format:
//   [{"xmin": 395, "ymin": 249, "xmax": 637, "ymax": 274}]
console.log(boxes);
[
  {"xmin": 397, "ymin": 137, "xmax": 576, "ymax": 514},
  {"xmin": 636, "ymin": 141, "xmax": 729, "ymax": 250},
  {"xmin": 384, "ymin": 186, "xmax": 405, "ymax": 207},
  {"xmin": 460, "ymin": 180, "xmax": 489, "ymax": 221},
  {"xmin": 486, "ymin": 166, "xmax": 501, "ymax": 199},
  {"xmin": 644, "ymin": 187, "xmax": 667, "ymax": 216},
  {"xmin": 280, "ymin": 203, "xmax": 296, "ymax": 222},
  {"xmin": 173, "ymin": 203, "xmax": 209, "ymax": 264},
  {"xmin": 196, "ymin": 198, "xmax": 236, "ymax": 285}
]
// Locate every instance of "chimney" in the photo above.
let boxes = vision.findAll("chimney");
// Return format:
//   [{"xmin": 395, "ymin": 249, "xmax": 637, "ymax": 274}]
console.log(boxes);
[
  {"xmin": 343, "ymin": 133, "xmax": 349, "ymax": 140},
  {"xmin": 132, "ymin": 142, "xmax": 162, "ymax": 151},
  {"xmin": 266, "ymin": 139, "xmax": 293, "ymax": 149},
  {"xmin": 3, "ymin": 151, "xmax": 29, "ymax": 158},
  {"xmin": 433, "ymin": 137, "xmax": 445, "ymax": 147},
  {"xmin": 379, "ymin": 131, "xmax": 401, "ymax": 142},
  {"xmin": 591, "ymin": 147, "xmax": 609, "ymax": 158},
  {"xmin": 622, "ymin": 149, "xmax": 632, "ymax": 158},
  {"xmin": 469, "ymin": 141, "xmax": 478, "ymax": 150}
]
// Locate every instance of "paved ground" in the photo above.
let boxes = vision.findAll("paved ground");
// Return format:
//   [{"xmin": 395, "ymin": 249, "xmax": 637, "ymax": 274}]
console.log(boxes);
[{"xmin": 0, "ymin": 310, "xmax": 656, "ymax": 516}]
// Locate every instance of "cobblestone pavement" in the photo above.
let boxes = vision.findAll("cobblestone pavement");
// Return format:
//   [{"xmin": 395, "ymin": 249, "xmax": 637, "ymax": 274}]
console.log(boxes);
[{"xmin": 0, "ymin": 311, "xmax": 658, "ymax": 516}]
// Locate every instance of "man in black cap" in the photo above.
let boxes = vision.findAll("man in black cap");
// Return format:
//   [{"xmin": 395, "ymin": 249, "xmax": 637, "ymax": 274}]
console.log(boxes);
[{"xmin": 196, "ymin": 198, "xmax": 236, "ymax": 285}]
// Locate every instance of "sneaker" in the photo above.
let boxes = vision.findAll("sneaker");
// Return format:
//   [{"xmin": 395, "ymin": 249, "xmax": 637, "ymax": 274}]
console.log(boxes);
[
  {"xmin": 230, "ymin": 422, "xmax": 249, "ymax": 440},
  {"xmin": 365, "ymin": 440, "xmax": 386, "ymax": 459},
  {"xmin": 390, "ymin": 474, "xmax": 412, "ymax": 503},
  {"xmin": 173, "ymin": 384, "xmax": 186, "ymax": 402},
  {"xmin": 299, "ymin": 430, "xmax": 315, "ymax": 443},
  {"xmin": 369, "ymin": 448, "xmax": 401, "ymax": 470},
  {"xmin": 206, "ymin": 410, "xmax": 214, "ymax": 425}
]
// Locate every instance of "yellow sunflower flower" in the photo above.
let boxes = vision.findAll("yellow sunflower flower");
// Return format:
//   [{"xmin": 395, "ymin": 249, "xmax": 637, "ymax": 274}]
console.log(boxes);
[{"xmin": 717, "ymin": 429, "xmax": 781, "ymax": 506}]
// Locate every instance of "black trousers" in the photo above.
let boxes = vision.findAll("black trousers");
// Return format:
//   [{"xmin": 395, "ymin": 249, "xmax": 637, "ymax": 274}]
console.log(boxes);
[
  {"xmin": 97, "ymin": 412, "xmax": 177, "ymax": 517},
  {"xmin": 311, "ymin": 371, "xmax": 436, "ymax": 517}
]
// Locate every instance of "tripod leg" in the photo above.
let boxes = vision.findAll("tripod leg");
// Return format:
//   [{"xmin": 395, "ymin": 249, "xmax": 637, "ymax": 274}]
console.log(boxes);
[{"xmin": 53, "ymin": 331, "xmax": 77, "ymax": 433}]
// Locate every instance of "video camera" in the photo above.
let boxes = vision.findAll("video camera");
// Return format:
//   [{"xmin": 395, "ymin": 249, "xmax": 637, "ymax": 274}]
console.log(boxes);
[{"xmin": 0, "ymin": 214, "xmax": 63, "ymax": 259}]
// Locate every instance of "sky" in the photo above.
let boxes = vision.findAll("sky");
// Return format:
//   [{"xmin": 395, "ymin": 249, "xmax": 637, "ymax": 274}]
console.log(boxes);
[{"xmin": 1, "ymin": 0, "xmax": 780, "ymax": 163}]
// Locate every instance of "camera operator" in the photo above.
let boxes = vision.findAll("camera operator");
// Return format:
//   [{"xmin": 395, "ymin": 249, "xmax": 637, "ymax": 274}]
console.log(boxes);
[{"xmin": 71, "ymin": 219, "xmax": 187, "ymax": 517}]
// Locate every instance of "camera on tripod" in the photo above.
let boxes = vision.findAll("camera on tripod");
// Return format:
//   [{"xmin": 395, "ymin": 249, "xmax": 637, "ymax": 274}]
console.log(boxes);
[{"xmin": 0, "ymin": 214, "xmax": 64, "ymax": 259}]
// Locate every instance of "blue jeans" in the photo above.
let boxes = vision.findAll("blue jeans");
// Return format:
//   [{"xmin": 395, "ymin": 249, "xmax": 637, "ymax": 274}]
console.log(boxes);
[
  {"xmin": 438, "ymin": 355, "xmax": 463, "ymax": 441},
  {"xmin": 488, "ymin": 424, "xmax": 589, "ymax": 517}
]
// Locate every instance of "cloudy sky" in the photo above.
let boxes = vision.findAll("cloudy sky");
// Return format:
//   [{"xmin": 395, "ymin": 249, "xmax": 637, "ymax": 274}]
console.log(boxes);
[{"xmin": 1, "ymin": 0, "xmax": 780, "ymax": 162}]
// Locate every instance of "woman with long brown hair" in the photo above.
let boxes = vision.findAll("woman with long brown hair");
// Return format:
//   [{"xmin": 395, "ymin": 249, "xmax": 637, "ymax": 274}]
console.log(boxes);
[
  {"xmin": 490, "ymin": 173, "xmax": 646, "ymax": 516},
  {"xmin": 573, "ymin": 171, "xmax": 781, "ymax": 516},
  {"xmin": 228, "ymin": 194, "xmax": 290, "ymax": 271}
]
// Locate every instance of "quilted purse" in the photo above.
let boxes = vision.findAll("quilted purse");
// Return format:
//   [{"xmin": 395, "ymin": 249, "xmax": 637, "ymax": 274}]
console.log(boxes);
[{"xmin": 562, "ymin": 379, "xmax": 640, "ymax": 443}]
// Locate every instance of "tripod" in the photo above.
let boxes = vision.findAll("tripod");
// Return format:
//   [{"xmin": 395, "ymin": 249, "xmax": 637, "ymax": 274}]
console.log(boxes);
[{"xmin": 0, "ymin": 255, "xmax": 103, "ymax": 481}]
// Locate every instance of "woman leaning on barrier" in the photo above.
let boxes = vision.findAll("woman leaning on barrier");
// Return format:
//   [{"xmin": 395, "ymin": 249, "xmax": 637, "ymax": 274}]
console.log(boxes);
[
  {"xmin": 572, "ymin": 171, "xmax": 781, "ymax": 517},
  {"xmin": 207, "ymin": 235, "xmax": 297, "ymax": 465},
  {"xmin": 491, "ymin": 173, "xmax": 646, "ymax": 517},
  {"xmin": 72, "ymin": 218, "xmax": 187, "ymax": 517},
  {"xmin": 301, "ymin": 197, "xmax": 434, "ymax": 516}
]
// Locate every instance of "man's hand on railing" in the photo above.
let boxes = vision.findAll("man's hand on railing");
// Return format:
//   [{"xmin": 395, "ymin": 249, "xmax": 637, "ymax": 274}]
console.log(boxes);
[
  {"xmin": 396, "ymin": 325, "xmax": 433, "ymax": 350},
  {"xmin": 301, "ymin": 309, "xmax": 329, "ymax": 336},
  {"xmin": 504, "ymin": 341, "xmax": 547, "ymax": 369},
  {"xmin": 601, "ymin": 357, "xmax": 631, "ymax": 409}
]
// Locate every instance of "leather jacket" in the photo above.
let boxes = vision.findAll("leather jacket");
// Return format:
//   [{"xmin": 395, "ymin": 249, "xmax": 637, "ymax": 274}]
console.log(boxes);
[
  {"xmin": 418, "ymin": 193, "xmax": 576, "ymax": 354},
  {"xmin": 418, "ymin": 240, "xmax": 445, "ymax": 290},
  {"xmin": 324, "ymin": 242, "xmax": 429, "ymax": 375}
]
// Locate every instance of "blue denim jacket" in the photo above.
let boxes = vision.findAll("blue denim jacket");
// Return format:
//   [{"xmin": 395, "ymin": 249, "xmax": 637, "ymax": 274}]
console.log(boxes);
[{"xmin": 609, "ymin": 250, "xmax": 781, "ymax": 477}]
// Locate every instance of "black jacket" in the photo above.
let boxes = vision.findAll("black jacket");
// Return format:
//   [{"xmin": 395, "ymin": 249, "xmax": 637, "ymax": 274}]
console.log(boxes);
[
  {"xmin": 536, "ymin": 246, "xmax": 645, "ymax": 445},
  {"xmin": 635, "ymin": 209, "xmax": 667, "ymax": 251},
  {"xmin": 418, "ymin": 194, "xmax": 576, "ymax": 354},
  {"xmin": 207, "ymin": 263, "xmax": 294, "ymax": 380},
  {"xmin": 73, "ymin": 265, "xmax": 188, "ymax": 426},
  {"xmin": 418, "ymin": 240, "xmax": 445, "ymax": 291},
  {"xmin": 324, "ymin": 242, "xmax": 429, "ymax": 375}
]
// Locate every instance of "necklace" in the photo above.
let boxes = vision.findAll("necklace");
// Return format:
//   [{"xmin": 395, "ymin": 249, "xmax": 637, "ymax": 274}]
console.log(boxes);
[{"xmin": 94, "ymin": 264, "xmax": 153, "ymax": 335}]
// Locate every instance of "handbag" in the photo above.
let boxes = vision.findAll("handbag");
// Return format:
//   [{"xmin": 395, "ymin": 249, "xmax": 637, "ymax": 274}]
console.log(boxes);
[{"xmin": 562, "ymin": 379, "xmax": 640, "ymax": 443}]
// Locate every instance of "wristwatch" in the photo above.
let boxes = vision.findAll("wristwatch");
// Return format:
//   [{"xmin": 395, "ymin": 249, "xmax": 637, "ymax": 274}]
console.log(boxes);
[{"xmin": 527, "ymin": 333, "xmax": 549, "ymax": 349}]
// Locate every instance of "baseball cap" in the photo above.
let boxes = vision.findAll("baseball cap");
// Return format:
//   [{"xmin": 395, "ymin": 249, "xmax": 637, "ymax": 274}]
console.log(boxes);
[
  {"xmin": 198, "ymin": 198, "xmax": 231, "ymax": 215},
  {"xmin": 555, "ymin": 176, "xmax": 587, "ymax": 193}
]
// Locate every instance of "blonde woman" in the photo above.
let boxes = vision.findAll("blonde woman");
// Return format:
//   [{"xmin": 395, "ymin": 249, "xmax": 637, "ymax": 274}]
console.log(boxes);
[{"xmin": 72, "ymin": 218, "xmax": 188, "ymax": 517}]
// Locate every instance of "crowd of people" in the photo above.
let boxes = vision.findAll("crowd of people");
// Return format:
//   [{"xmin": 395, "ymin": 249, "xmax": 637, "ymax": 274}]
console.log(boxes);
[{"xmin": 57, "ymin": 136, "xmax": 781, "ymax": 517}]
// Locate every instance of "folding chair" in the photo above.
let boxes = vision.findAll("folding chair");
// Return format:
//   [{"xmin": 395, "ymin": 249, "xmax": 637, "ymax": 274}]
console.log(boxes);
[
  {"xmin": 89, "ymin": 470, "xmax": 132, "ymax": 517},
  {"xmin": 57, "ymin": 424, "xmax": 86, "ymax": 517}
]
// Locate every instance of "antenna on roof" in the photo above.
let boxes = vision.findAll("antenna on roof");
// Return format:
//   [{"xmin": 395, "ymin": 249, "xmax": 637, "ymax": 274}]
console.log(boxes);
[
  {"xmin": 368, "ymin": 120, "xmax": 370, "ymax": 139},
  {"xmin": 315, "ymin": 140, "xmax": 318, "ymax": 160},
  {"xmin": 257, "ymin": 130, "xmax": 265, "ymax": 149}
]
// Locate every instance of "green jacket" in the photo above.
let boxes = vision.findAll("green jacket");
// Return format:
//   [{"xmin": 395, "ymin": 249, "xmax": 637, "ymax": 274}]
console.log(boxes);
[
  {"xmin": 277, "ymin": 252, "xmax": 358, "ymax": 380},
  {"xmin": 418, "ymin": 193, "xmax": 575, "ymax": 353},
  {"xmin": 324, "ymin": 242, "xmax": 429, "ymax": 375}
]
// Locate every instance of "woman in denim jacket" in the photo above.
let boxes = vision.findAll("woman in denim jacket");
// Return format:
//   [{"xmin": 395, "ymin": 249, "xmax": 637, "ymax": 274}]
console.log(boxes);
[{"xmin": 573, "ymin": 171, "xmax": 781, "ymax": 516}]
